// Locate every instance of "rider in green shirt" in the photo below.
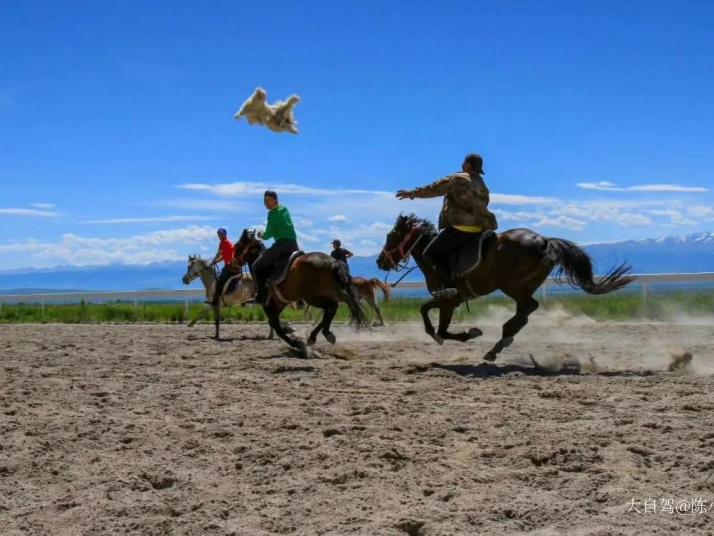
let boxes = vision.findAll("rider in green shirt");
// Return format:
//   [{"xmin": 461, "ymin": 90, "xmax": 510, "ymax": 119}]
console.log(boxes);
[{"xmin": 254, "ymin": 190, "xmax": 299, "ymax": 304}]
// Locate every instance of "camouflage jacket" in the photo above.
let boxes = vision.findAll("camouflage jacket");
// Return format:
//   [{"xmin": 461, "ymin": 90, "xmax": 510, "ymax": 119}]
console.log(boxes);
[{"xmin": 411, "ymin": 172, "xmax": 498, "ymax": 231}]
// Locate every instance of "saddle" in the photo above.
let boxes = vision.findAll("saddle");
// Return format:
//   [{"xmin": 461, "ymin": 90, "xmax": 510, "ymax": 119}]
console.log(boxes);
[
  {"xmin": 447, "ymin": 230, "xmax": 497, "ymax": 279},
  {"xmin": 223, "ymin": 274, "xmax": 243, "ymax": 297},
  {"xmin": 270, "ymin": 251, "xmax": 305, "ymax": 287}
]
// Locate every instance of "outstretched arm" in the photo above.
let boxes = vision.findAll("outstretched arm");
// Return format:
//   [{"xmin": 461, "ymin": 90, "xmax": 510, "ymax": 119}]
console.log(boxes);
[{"xmin": 396, "ymin": 175, "xmax": 452, "ymax": 200}]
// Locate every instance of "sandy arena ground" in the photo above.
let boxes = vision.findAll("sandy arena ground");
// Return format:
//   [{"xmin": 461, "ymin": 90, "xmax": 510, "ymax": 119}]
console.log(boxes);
[{"xmin": 1, "ymin": 310, "xmax": 714, "ymax": 535}]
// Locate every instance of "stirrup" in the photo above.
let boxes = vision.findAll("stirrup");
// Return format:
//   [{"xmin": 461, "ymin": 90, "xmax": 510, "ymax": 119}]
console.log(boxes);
[{"xmin": 432, "ymin": 288, "xmax": 458, "ymax": 299}]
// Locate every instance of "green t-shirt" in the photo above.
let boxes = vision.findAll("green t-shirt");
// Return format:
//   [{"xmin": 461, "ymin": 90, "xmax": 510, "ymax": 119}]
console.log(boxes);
[{"xmin": 263, "ymin": 205, "xmax": 297, "ymax": 241}]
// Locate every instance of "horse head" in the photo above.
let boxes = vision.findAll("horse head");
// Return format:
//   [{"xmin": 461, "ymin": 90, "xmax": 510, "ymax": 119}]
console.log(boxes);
[
  {"xmin": 182, "ymin": 254, "xmax": 210, "ymax": 285},
  {"xmin": 376, "ymin": 213, "xmax": 435, "ymax": 271},
  {"xmin": 234, "ymin": 228, "xmax": 265, "ymax": 266}
]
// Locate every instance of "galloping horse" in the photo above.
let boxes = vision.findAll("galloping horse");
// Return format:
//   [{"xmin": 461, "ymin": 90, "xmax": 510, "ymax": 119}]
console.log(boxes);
[
  {"xmin": 305, "ymin": 276, "xmax": 391, "ymax": 327},
  {"xmin": 181, "ymin": 255, "xmax": 278, "ymax": 340},
  {"xmin": 377, "ymin": 214, "xmax": 634, "ymax": 362},
  {"xmin": 234, "ymin": 229, "xmax": 367, "ymax": 357}
]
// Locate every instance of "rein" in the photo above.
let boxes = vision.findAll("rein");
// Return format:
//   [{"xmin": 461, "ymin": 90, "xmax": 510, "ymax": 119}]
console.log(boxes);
[
  {"xmin": 234, "ymin": 237, "xmax": 262, "ymax": 266},
  {"xmin": 381, "ymin": 225, "xmax": 426, "ymax": 272},
  {"xmin": 381, "ymin": 224, "xmax": 428, "ymax": 287}
]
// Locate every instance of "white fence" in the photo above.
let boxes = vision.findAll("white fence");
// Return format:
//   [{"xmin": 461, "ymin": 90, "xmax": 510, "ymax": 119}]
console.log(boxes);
[{"xmin": 0, "ymin": 273, "xmax": 712, "ymax": 309}]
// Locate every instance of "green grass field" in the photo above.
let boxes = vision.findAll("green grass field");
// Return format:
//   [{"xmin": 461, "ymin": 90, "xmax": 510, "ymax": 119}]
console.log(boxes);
[{"xmin": 1, "ymin": 290, "xmax": 712, "ymax": 324}]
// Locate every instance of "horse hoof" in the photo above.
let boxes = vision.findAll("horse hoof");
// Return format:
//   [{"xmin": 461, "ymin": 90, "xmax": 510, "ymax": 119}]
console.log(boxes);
[
  {"xmin": 325, "ymin": 332, "xmax": 336, "ymax": 345},
  {"xmin": 306, "ymin": 337, "xmax": 316, "ymax": 347},
  {"xmin": 483, "ymin": 352, "xmax": 497, "ymax": 362},
  {"xmin": 430, "ymin": 333, "xmax": 444, "ymax": 345},
  {"xmin": 467, "ymin": 327, "xmax": 483, "ymax": 339},
  {"xmin": 296, "ymin": 341, "xmax": 311, "ymax": 359}
]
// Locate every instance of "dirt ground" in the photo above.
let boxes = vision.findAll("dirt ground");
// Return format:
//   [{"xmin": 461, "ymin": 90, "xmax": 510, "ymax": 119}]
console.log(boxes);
[{"xmin": 1, "ymin": 311, "xmax": 713, "ymax": 535}]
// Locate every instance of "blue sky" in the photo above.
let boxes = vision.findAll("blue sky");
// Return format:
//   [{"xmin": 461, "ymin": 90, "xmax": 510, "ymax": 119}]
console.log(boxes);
[{"xmin": 1, "ymin": 0, "xmax": 712, "ymax": 269}]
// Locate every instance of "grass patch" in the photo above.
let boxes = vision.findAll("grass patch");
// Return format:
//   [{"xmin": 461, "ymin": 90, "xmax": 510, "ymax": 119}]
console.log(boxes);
[{"xmin": 1, "ymin": 289, "xmax": 713, "ymax": 324}]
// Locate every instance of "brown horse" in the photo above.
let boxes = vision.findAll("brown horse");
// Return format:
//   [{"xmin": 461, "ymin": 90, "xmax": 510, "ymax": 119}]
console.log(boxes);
[
  {"xmin": 234, "ymin": 229, "xmax": 367, "ymax": 357},
  {"xmin": 305, "ymin": 276, "xmax": 391, "ymax": 327},
  {"xmin": 377, "ymin": 214, "xmax": 634, "ymax": 362}
]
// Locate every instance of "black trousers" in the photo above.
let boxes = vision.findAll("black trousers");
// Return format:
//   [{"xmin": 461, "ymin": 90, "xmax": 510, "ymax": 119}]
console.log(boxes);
[
  {"xmin": 253, "ymin": 239, "xmax": 299, "ymax": 294},
  {"xmin": 212, "ymin": 266, "xmax": 234, "ymax": 304},
  {"xmin": 422, "ymin": 227, "xmax": 478, "ymax": 284}
]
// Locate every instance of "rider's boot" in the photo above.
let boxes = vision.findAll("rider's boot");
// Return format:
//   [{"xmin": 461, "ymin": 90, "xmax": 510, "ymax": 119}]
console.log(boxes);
[
  {"xmin": 254, "ymin": 279, "xmax": 268, "ymax": 305},
  {"xmin": 431, "ymin": 264, "xmax": 458, "ymax": 299}
]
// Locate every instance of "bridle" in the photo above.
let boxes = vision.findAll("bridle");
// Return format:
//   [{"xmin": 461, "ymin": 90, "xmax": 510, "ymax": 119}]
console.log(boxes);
[
  {"xmin": 380, "ymin": 224, "xmax": 427, "ymax": 272},
  {"xmin": 185, "ymin": 258, "xmax": 217, "ymax": 282},
  {"xmin": 234, "ymin": 236, "xmax": 263, "ymax": 266}
]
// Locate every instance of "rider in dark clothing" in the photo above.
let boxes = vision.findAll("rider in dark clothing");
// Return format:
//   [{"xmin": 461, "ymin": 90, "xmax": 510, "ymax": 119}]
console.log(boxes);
[
  {"xmin": 330, "ymin": 239, "xmax": 353, "ymax": 274},
  {"xmin": 397, "ymin": 153, "xmax": 498, "ymax": 298},
  {"xmin": 253, "ymin": 190, "xmax": 299, "ymax": 304}
]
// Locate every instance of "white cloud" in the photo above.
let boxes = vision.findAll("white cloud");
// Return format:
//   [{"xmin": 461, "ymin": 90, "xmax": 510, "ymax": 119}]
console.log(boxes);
[
  {"xmin": 490, "ymin": 194, "xmax": 557, "ymax": 205},
  {"xmin": 0, "ymin": 225, "xmax": 216, "ymax": 269},
  {"xmin": 328, "ymin": 214, "xmax": 350, "ymax": 223},
  {"xmin": 577, "ymin": 181, "xmax": 708, "ymax": 193},
  {"xmin": 0, "ymin": 207, "xmax": 60, "ymax": 217},
  {"xmin": 367, "ymin": 222, "xmax": 392, "ymax": 232},
  {"xmin": 647, "ymin": 209, "xmax": 695, "ymax": 226},
  {"xmin": 30, "ymin": 203, "xmax": 55, "ymax": 209},
  {"xmin": 688, "ymin": 205, "xmax": 714, "ymax": 221},
  {"xmin": 81, "ymin": 215, "xmax": 219, "ymax": 224},
  {"xmin": 177, "ymin": 181, "xmax": 393, "ymax": 197},
  {"xmin": 154, "ymin": 199, "xmax": 246, "ymax": 212}
]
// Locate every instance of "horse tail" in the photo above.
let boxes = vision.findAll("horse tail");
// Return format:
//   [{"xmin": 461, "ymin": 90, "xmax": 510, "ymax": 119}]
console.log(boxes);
[
  {"xmin": 544, "ymin": 238, "xmax": 635, "ymax": 295},
  {"xmin": 369, "ymin": 278, "xmax": 392, "ymax": 302},
  {"xmin": 333, "ymin": 262, "xmax": 368, "ymax": 330}
]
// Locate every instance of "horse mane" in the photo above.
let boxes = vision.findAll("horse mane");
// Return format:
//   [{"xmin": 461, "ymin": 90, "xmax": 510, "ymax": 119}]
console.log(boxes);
[{"xmin": 397, "ymin": 213, "xmax": 436, "ymax": 235}]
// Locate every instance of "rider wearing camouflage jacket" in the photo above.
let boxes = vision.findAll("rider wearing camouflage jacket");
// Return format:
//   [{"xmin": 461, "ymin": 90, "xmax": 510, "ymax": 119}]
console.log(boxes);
[
  {"xmin": 410, "ymin": 169, "xmax": 497, "ymax": 231},
  {"xmin": 397, "ymin": 153, "xmax": 497, "ymax": 297}
]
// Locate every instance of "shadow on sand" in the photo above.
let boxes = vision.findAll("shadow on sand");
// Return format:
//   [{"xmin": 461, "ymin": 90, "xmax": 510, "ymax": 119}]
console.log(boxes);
[{"xmin": 426, "ymin": 356, "xmax": 656, "ymax": 379}]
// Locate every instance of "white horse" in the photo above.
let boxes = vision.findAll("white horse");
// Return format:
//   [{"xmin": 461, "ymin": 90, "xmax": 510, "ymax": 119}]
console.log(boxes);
[{"xmin": 182, "ymin": 255, "xmax": 278, "ymax": 340}]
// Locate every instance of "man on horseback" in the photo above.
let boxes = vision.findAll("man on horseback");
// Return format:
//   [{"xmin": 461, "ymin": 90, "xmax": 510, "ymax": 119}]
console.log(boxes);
[
  {"xmin": 254, "ymin": 190, "xmax": 299, "ymax": 304},
  {"xmin": 330, "ymin": 239, "xmax": 353, "ymax": 275},
  {"xmin": 209, "ymin": 227, "xmax": 236, "ymax": 305},
  {"xmin": 396, "ymin": 153, "xmax": 498, "ymax": 298}
]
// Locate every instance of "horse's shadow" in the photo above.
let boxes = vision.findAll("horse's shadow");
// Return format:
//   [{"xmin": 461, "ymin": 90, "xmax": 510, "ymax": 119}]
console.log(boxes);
[
  {"xmin": 431, "ymin": 361, "xmax": 581, "ymax": 378},
  {"xmin": 429, "ymin": 357, "xmax": 656, "ymax": 379}
]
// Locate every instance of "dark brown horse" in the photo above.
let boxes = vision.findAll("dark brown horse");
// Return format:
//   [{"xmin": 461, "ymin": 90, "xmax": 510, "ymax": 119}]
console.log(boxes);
[
  {"xmin": 234, "ymin": 229, "xmax": 367, "ymax": 357},
  {"xmin": 377, "ymin": 214, "xmax": 634, "ymax": 362}
]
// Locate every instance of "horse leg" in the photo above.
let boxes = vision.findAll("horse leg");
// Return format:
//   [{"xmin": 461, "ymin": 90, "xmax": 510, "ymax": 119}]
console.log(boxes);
[
  {"xmin": 188, "ymin": 305, "xmax": 209, "ymax": 327},
  {"xmin": 265, "ymin": 303, "xmax": 310, "ymax": 358},
  {"xmin": 483, "ymin": 297, "xmax": 539, "ymax": 362},
  {"xmin": 372, "ymin": 301, "xmax": 385, "ymax": 327},
  {"xmin": 307, "ymin": 307, "xmax": 326, "ymax": 346},
  {"xmin": 436, "ymin": 298, "xmax": 483, "ymax": 343},
  {"xmin": 320, "ymin": 302, "xmax": 338, "ymax": 344},
  {"xmin": 213, "ymin": 303, "xmax": 221, "ymax": 340},
  {"xmin": 365, "ymin": 292, "xmax": 384, "ymax": 327},
  {"xmin": 420, "ymin": 299, "xmax": 443, "ymax": 344}
]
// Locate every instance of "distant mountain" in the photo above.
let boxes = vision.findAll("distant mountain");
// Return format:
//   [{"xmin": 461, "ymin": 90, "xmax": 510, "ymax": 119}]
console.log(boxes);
[
  {"xmin": 0, "ymin": 232, "xmax": 712, "ymax": 292},
  {"xmin": 586, "ymin": 231, "xmax": 714, "ymax": 274}
]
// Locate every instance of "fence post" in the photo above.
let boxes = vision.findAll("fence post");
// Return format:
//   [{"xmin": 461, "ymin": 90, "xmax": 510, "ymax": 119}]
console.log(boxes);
[
  {"xmin": 184, "ymin": 299, "xmax": 189, "ymax": 321},
  {"xmin": 541, "ymin": 284, "xmax": 548, "ymax": 302}
]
